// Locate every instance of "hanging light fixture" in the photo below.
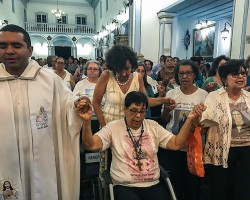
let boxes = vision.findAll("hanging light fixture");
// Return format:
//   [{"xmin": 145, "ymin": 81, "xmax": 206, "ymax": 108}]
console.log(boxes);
[
  {"xmin": 196, "ymin": 20, "xmax": 202, "ymax": 30},
  {"xmin": 51, "ymin": 0, "xmax": 64, "ymax": 19},
  {"xmin": 221, "ymin": 22, "xmax": 231, "ymax": 40},
  {"xmin": 117, "ymin": 10, "xmax": 125, "ymax": 22}
]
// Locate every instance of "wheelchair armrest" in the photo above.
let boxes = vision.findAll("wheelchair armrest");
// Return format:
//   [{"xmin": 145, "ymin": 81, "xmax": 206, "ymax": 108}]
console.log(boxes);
[
  {"xmin": 103, "ymin": 169, "xmax": 113, "ymax": 185},
  {"xmin": 159, "ymin": 165, "xmax": 170, "ymax": 179}
]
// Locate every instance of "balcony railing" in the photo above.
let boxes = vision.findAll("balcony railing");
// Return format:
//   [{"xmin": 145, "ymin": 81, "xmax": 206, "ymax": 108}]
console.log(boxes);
[{"xmin": 24, "ymin": 22, "xmax": 96, "ymax": 34}]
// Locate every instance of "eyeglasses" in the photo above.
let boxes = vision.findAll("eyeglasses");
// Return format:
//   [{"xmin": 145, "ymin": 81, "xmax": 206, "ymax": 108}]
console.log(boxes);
[
  {"xmin": 178, "ymin": 71, "xmax": 194, "ymax": 77},
  {"xmin": 129, "ymin": 108, "xmax": 147, "ymax": 116},
  {"xmin": 229, "ymin": 71, "xmax": 247, "ymax": 78},
  {"xmin": 87, "ymin": 68, "xmax": 99, "ymax": 72},
  {"xmin": 56, "ymin": 62, "xmax": 65, "ymax": 65},
  {"xmin": 136, "ymin": 69, "xmax": 145, "ymax": 73}
]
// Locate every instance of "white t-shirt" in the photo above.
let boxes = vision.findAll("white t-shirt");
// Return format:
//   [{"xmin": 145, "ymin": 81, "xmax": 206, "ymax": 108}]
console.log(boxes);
[
  {"xmin": 73, "ymin": 78, "xmax": 104, "ymax": 118},
  {"xmin": 165, "ymin": 87, "xmax": 208, "ymax": 134},
  {"xmin": 95, "ymin": 119, "xmax": 173, "ymax": 187},
  {"xmin": 73, "ymin": 78, "xmax": 96, "ymax": 101}
]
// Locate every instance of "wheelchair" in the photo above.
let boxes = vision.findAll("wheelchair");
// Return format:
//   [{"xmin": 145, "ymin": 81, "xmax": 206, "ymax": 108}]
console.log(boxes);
[
  {"xmin": 103, "ymin": 164, "xmax": 177, "ymax": 200},
  {"xmin": 80, "ymin": 117, "xmax": 177, "ymax": 200},
  {"xmin": 101, "ymin": 117, "xmax": 177, "ymax": 200}
]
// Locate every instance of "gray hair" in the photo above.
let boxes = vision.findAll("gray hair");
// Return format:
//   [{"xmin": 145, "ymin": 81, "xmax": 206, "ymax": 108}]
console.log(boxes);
[{"xmin": 85, "ymin": 60, "xmax": 102, "ymax": 76}]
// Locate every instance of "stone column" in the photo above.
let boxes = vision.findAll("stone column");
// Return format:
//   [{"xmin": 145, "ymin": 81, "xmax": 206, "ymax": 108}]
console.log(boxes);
[
  {"xmin": 157, "ymin": 11, "xmax": 175, "ymax": 56},
  {"xmin": 129, "ymin": 0, "xmax": 142, "ymax": 53},
  {"xmin": 48, "ymin": 45, "xmax": 52, "ymax": 56},
  {"xmin": 101, "ymin": 45, "xmax": 108, "ymax": 58},
  {"xmin": 72, "ymin": 46, "xmax": 77, "ymax": 58}
]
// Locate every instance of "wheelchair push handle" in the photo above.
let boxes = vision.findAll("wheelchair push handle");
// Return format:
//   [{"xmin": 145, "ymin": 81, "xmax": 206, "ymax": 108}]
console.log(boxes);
[
  {"xmin": 159, "ymin": 165, "xmax": 170, "ymax": 179},
  {"xmin": 103, "ymin": 170, "xmax": 113, "ymax": 184}
]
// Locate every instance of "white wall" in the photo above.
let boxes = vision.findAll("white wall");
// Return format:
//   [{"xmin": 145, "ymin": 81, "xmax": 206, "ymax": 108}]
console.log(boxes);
[
  {"xmin": 172, "ymin": 18, "xmax": 196, "ymax": 60},
  {"xmin": 0, "ymin": 0, "xmax": 26, "ymax": 28},
  {"xmin": 94, "ymin": 0, "xmax": 125, "ymax": 32},
  {"xmin": 27, "ymin": 2, "xmax": 94, "ymax": 25},
  {"xmin": 244, "ymin": 0, "xmax": 250, "ymax": 58},
  {"xmin": 140, "ymin": 0, "xmax": 179, "ymax": 63}
]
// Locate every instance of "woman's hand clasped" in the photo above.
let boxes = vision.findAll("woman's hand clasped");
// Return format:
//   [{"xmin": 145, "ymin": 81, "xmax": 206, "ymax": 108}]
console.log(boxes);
[
  {"xmin": 74, "ymin": 96, "xmax": 93, "ymax": 120},
  {"xmin": 188, "ymin": 103, "xmax": 207, "ymax": 125},
  {"xmin": 163, "ymin": 98, "xmax": 176, "ymax": 111}
]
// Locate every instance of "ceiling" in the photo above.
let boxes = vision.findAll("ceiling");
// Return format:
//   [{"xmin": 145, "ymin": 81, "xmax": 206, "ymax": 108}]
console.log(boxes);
[{"xmin": 163, "ymin": 0, "xmax": 234, "ymax": 21}]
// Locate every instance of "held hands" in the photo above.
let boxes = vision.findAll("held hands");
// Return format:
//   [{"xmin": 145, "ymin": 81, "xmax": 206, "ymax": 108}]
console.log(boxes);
[
  {"xmin": 74, "ymin": 96, "xmax": 92, "ymax": 121},
  {"xmin": 188, "ymin": 102, "xmax": 207, "ymax": 125},
  {"xmin": 163, "ymin": 98, "xmax": 176, "ymax": 111}
]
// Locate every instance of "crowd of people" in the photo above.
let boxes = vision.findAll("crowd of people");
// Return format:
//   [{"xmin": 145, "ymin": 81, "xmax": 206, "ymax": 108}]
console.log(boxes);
[{"xmin": 1, "ymin": 24, "xmax": 250, "ymax": 200}]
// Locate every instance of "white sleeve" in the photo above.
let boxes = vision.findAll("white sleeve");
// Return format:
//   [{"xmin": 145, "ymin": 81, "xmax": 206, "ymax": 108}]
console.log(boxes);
[{"xmin": 95, "ymin": 124, "xmax": 112, "ymax": 151}]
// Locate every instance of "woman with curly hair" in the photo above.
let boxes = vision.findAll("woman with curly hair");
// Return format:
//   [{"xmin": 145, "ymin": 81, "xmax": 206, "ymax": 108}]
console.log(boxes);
[{"xmin": 93, "ymin": 45, "xmax": 174, "ymax": 128}]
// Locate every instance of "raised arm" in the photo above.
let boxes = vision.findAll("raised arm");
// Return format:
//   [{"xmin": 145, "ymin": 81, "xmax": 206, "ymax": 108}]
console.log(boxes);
[
  {"xmin": 81, "ymin": 119, "xmax": 103, "ymax": 151},
  {"xmin": 161, "ymin": 90, "xmax": 177, "ymax": 122},
  {"xmin": 161, "ymin": 102, "xmax": 176, "ymax": 123},
  {"xmin": 75, "ymin": 97, "xmax": 103, "ymax": 151},
  {"xmin": 92, "ymin": 70, "xmax": 109, "ymax": 128}
]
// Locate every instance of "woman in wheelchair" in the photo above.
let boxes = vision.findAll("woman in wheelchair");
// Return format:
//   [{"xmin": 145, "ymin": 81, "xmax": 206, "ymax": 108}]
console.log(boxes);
[{"xmin": 79, "ymin": 91, "xmax": 205, "ymax": 200}]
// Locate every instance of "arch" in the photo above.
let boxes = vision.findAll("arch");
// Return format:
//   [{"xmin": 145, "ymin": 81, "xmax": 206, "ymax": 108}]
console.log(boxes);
[
  {"xmin": 75, "ymin": 36, "xmax": 96, "ymax": 59},
  {"xmin": 50, "ymin": 34, "xmax": 75, "ymax": 47},
  {"xmin": 30, "ymin": 34, "xmax": 49, "ymax": 58},
  {"xmin": 76, "ymin": 35, "xmax": 97, "ymax": 44},
  {"xmin": 30, "ymin": 33, "xmax": 48, "ymax": 42}
]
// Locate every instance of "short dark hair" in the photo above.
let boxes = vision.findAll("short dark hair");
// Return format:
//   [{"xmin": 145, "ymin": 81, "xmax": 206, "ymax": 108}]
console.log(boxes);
[
  {"xmin": 190, "ymin": 56, "xmax": 204, "ymax": 66},
  {"xmin": 125, "ymin": 91, "xmax": 148, "ymax": 109},
  {"xmin": 209, "ymin": 55, "xmax": 230, "ymax": 77},
  {"xmin": 218, "ymin": 59, "xmax": 246, "ymax": 86},
  {"xmin": 105, "ymin": 45, "xmax": 138, "ymax": 73},
  {"xmin": 174, "ymin": 59, "xmax": 200, "ymax": 85},
  {"xmin": 160, "ymin": 55, "xmax": 166, "ymax": 62},
  {"xmin": 173, "ymin": 56, "xmax": 180, "ymax": 62},
  {"xmin": 144, "ymin": 59, "xmax": 153, "ymax": 70},
  {"xmin": 0, "ymin": 24, "xmax": 31, "ymax": 48}
]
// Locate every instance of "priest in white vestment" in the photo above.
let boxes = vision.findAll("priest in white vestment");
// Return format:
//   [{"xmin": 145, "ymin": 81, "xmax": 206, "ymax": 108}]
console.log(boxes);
[{"xmin": 0, "ymin": 24, "xmax": 84, "ymax": 200}]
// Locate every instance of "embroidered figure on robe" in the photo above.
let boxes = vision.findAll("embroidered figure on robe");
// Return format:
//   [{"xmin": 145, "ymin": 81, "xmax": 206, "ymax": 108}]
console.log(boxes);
[
  {"xmin": 36, "ymin": 106, "xmax": 48, "ymax": 129},
  {"xmin": 1, "ymin": 181, "xmax": 18, "ymax": 199}
]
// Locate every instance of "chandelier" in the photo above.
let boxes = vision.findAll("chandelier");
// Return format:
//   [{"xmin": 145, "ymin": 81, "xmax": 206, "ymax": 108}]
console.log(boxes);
[{"xmin": 51, "ymin": 0, "xmax": 64, "ymax": 19}]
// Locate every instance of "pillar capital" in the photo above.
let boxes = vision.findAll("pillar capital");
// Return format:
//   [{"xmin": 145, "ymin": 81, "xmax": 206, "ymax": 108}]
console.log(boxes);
[{"xmin": 157, "ymin": 11, "xmax": 175, "ymax": 23}]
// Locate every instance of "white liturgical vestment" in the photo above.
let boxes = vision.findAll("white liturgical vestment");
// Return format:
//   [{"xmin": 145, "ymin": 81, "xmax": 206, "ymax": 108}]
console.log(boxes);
[{"xmin": 0, "ymin": 60, "xmax": 82, "ymax": 200}]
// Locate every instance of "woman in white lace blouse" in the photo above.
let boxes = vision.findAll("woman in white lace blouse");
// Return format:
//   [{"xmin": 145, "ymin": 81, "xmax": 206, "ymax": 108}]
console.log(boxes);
[{"xmin": 196, "ymin": 59, "xmax": 250, "ymax": 200}]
